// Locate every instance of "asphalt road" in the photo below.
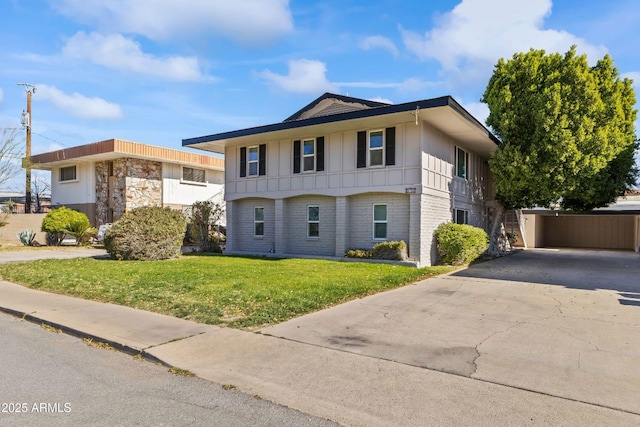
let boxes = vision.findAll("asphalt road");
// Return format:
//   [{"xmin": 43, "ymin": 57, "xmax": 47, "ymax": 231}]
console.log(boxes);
[{"xmin": 0, "ymin": 313, "xmax": 338, "ymax": 427}]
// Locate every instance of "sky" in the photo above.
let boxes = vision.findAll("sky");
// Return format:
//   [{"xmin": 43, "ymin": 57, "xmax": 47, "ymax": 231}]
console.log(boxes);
[{"xmin": 1, "ymin": 0, "xmax": 639, "ymax": 191}]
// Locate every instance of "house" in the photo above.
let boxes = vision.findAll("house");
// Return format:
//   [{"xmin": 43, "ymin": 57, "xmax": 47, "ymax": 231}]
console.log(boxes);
[
  {"xmin": 183, "ymin": 93, "xmax": 499, "ymax": 266},
  {"xmin": 28, "ymin": 139, "xmax": 225, "ymax": 226}
]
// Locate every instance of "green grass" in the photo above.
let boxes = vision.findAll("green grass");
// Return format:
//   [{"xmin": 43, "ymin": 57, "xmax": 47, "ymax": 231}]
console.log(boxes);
[{"xmin": 0, "ymin": 254, "xmax": 457, "ymax": 329}]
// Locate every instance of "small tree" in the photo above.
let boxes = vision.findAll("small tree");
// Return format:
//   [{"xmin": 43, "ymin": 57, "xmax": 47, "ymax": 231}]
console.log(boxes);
[
  {"xmin": 189, "ymin": 199, "xmax": 225, "ymax": 252},
  {"xmin": 0, "ymin": 129, "xmax": 22, "ymax": 189},
  {"xmin": 41, "ymin": 206, "xmax": 93, "ymax": 245},
  {"xmin": 482, "ymin": 46, "xmax": 638, "ymax": 255}
]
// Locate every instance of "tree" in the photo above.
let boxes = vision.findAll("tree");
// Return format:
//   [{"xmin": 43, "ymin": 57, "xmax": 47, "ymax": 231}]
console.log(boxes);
[
  {"xmin": 482, "ymin": 46, "xmax": 638, "ymax": 254},
  {"xmin": 41, "ymin": 206, "xmax": 94, "ymax": 245},
  {"xmin": 0, "ymin": 129, "xmax": 23, "ymax": 189}
]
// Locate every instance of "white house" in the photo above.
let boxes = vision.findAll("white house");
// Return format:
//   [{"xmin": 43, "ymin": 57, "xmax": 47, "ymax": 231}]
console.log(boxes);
[
  {"xmin": 29, "ymin": 139, "xmax": 225, "ymax": 226},
  {"xmin": 183, "ymin": 93, "xmax": 498, "ymax": 266}
]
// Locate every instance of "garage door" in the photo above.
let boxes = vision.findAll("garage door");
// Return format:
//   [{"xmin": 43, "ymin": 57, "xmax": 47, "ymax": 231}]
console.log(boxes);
[{"xmin": 543, "ymin": 215, "xmax": 635, "ymax": 250}]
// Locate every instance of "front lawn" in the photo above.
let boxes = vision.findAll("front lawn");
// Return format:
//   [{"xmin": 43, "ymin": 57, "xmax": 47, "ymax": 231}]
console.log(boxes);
[{"xmin": 0, "ymin": 254, "xmax": 456, "ymax": 329}]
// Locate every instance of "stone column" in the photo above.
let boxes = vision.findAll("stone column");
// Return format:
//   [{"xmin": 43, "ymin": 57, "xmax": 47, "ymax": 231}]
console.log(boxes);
[
  {"xmin": 409, "ymin": 193, "xmax": 422, "ymax": 265},
  {"xmin": 335, "ymin": 196, "xmax": 348, "ymax": 257}
]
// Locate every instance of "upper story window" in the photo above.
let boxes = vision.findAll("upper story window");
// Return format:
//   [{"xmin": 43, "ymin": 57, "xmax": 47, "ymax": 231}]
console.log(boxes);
[
  {"xmin": 59, "ymin": 165, "xmax": 77, "ymax": 182},
  {"xmin": 455, "ymin": 146, "xmax": 469, "ymax": 180},
  {"xmin": 182, "ymin": 166, "xmax": 206, "ymax": 183},
  {"xmin": 240, "ymin": 144, "xmax": 266, "ymax": 178},
  {"xmin": 293, "ymin": 137, "xmax": 324, "ymax": 174},
  {"xmin": 357, "ymin": 127, "xmax": 395, "ymax": 169}
]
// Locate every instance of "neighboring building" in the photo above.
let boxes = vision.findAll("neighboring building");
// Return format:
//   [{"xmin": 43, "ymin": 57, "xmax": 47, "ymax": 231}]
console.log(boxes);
[
  {"xmin": 183, "ymin": 93, "xmax": 498, "ymax": 266},
  {"xmin": 29, "ymin": 139, "xmax": 225, "ymax": 226}
]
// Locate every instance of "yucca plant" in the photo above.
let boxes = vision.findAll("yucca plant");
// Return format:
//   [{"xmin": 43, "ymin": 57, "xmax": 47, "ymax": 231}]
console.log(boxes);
[{"xmin": 17, "ymin": 228, "xmax": 36, "ymax": 246}]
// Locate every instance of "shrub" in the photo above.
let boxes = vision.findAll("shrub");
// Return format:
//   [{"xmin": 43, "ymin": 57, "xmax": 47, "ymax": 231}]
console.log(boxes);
[
  {"xmin": 371, "ymin": 240, "xmax": 408, "ymax": 261},
  {"xmin": 434, "ymin": 222, "xmax": 489, "ymax": 265},
  {"xmin": 17, "ymin": 229, "xmax": 36, "ymax": 246},
  {"xmin": 345, "ymin": 248, "xmax": 372, "ymax": 258},
  {"xmin": 104, "ymin": 206, "xmax": 187, "ymax": 261},
  {"xmin": 41, "ymin": 207, "xmax": 92, "ymax": 246},
  {"xmin": 187, "ymin": 200, "xmax": 225, "ymax": 253}
]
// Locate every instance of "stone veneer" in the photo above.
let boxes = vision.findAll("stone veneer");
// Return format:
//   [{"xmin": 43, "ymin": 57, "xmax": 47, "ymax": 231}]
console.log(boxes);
[{"xmin": 95, "ymin": 158, "xmax": 162, "ymax": 225}]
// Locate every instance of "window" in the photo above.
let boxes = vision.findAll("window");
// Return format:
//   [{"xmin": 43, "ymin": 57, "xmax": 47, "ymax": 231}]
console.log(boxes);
[
  {"xmin": 59, "ymin": 165, "xmax": 77, "ymax": 182},
  {"xmin": 369, "ymin": 130, "xmax": 384, "ymax": 166},
  {"xmin": 455, "ymin": 146, "xmax": 469, "ymax": 179},
  {"xmin": 357, "ymin": 128, "xmax": 395, "ymax": 168},
  {"xmin": 307, "ymin": 206, "xmax": 319, "ymax": 238},
  {"xmin": 373, "ymin": 204, "xmax": 387, "ymax": 240},
  {"xmin": 248, "ymin": 146, "xmax": 259, "ymax": 176},
  {"xmin": 454, "ymin": 209, "xmax": 469, "ymax": 225},
  {"xmin": 303, "ymin": 139, "xmax": 316, "ymax": 172},
  {"xmin": 254, "ymin": 207, "xmax": 264, "ymax": 237},
  {"xmin": 182, "ymin": 167, "xmax": 205, "ymax": 183}
]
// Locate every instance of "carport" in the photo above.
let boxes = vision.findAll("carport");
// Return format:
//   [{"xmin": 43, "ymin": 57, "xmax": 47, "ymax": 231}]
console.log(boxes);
[{"xmin": 520, "ymin": 192, "xmax": 640, "ymax": 251}]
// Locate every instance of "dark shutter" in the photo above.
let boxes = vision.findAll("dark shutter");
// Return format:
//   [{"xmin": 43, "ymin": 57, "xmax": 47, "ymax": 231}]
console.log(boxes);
[
  {"xmin": 357, "ymin": 131, "xmax": 367, "ymax": 168},
  {"xmin": 385, "ymin": 127, "xmax": 396, "ymax": 166},
  {"xmin": 316, "ymin": 137, "xmax": 325, "ymax": 171},
  {"xmin": 293, "ymin": 140, "xmax": 301, "ymax": 174},
  {"xmin": 258, "ymin": 144, "xmax": 266, "ymax": 176},
  {"xmin": 240, "ymin": 147, "xmax": 247, "ymax": 177}
]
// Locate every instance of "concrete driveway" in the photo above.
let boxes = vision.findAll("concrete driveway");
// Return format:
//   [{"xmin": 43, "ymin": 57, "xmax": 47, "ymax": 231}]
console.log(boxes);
[
  {"xmin": 0, "ymin": 248, "xmax": 108, "ymax": 263},
  {"xmin": 261, "ymin": 249, "xmax": 640, "ymax": 415}
]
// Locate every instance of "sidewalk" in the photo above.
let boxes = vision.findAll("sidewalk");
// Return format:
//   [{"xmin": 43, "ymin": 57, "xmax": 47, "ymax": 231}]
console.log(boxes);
[{"xmin": 1, "ymin": 279, "xmax": 638, "ymax": 426}]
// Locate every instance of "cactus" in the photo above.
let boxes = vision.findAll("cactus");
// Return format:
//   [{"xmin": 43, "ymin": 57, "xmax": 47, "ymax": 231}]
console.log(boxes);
[{"xmin": 17, "ymin": 228, "xmax": 36, "ymax": 246}]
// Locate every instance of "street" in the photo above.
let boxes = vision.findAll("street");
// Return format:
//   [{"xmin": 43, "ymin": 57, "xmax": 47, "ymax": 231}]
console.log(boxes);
[{"xmin": 0, "ymin": 313, "xmax": 338, "ymax": 427}]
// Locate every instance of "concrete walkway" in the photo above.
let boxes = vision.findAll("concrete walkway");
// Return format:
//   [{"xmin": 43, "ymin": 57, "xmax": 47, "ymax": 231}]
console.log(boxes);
[
  {"xmin": 0, "ymin": 247, "xmax": 108, "ymax": 263},
  {"xmin": 1, "ymin": 249, "xmax": 639, "ymax": 426}
]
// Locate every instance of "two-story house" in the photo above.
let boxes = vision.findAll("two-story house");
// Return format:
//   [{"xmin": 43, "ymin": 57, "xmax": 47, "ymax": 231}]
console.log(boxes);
[{"xmin": 183, "ymin": 93, "xmax": 498, "ymax": 266}]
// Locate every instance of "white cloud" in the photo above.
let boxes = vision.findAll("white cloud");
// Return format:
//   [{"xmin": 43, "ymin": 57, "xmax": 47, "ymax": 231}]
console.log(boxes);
[
  {"xmin": 335, "ymin": 78, "xmax": 439, "ymax": 91},
  {"xmin": 63, "ymin": 32, "xmax": 202, "ymax": 81},
  {"xmin": 359, "ymin": 36, "xmax": 399, "ymax": 57},
  {"xmin": 461, "ymin": 101, "xmax": 490, "ymax": 126},
  {"xmin": 0, "ymin": 88, "xmax": 3, "ymax": 104},
  {"xmin": 52, "ymin": 0, "xmax": 293, "ymax": 45},
  {"xmin": 259, "ymin": 59, "xmax": 338, "ymax": 94},
  {"xmin": 36, "ymin": 85, "xmax": 124, "ymax": 120},
  {"xmin": 401, "ymin": 0, "xmax": 607, "ymax": 74},
  {"xmin": 368, "ymin": 97, "xmax": 394, "ymax": 104}
]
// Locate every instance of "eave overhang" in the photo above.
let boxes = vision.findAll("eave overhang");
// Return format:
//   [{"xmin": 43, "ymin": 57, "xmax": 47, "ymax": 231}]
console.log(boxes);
[{"xmin": 183, "ymin": 96, "xmax": 500, "ymax": 159}]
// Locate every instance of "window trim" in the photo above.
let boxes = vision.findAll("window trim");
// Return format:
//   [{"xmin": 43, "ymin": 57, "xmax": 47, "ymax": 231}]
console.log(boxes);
[
  {"xmin": 455, "ymin": 146, "xmax": 469, "ymax": 180},
  {"xmin": 307, "ymin": 205, "xmax": 319, "ymax": 239},
  {"xmin": 247, "ymin": 146, "xmax": 259, "ymax": 177},
  {"xmin": 254, "ymin": 206, "xmax": 264, "ymax": 238},
  {"xmin": 302, "ymin": 138, "xmax": 316, "ymax": 172},
  {"xmin": 181, "ymin": 166, "xmax": 206, "ymax": 185},
  {"xmin": 372, "ymin": 204, "xmax": 388, "ymax": 240},
  {"xmin": 368, "ymin": 129, "xmax": 385, "ymax": 167},
  {"xmin": 59, "ymin": 165, "xmax": 78, "ymax": 183},
  {"xmin": 454, "ymin": 208, "xmax": 469, "ymax": 225}
]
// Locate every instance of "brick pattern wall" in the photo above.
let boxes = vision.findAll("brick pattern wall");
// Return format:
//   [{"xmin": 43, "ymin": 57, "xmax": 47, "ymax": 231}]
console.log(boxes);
[
  {"xmin": 347, "ymin": 192, "xmax": 410, "ymax": 251},
  {"xmin": 285, "ymin": 196, "xmax": 336, "ymax": 256},
  {"xmin": 233, "ymin": 198, "xmax": 275, "ymax": 252},
  {"xmin": 420, "ymin": 193, "xmax": 452, "ymax": 266}
]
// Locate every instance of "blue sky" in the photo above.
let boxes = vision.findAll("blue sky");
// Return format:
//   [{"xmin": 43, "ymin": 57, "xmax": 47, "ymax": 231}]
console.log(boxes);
[{"xmin": 1, "ymin": 0, "xmax": 639, "ymax": 190}]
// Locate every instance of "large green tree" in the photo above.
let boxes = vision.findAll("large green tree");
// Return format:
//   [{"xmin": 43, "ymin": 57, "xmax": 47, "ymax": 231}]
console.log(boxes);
[{"xmin": 482, "ymin": 46, "xmax": 638, "ymax": 253}]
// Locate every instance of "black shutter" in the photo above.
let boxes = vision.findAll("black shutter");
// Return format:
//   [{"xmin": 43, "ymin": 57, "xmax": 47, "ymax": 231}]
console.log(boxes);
[
  {"xmin": 258, "ymin": 144, "xmax": 266, "ymax": 176},
  {"xmin": 385, "ymin": 127, "xmax": 396, "ymax": 166},
  {"xmin": 357, "ymin": 131, "xmax": 367, "ymax": 168},
  {"xmin": 316, "ymin": 137, "xmax": 324, "ymax": 171},
  {"xmin": 240, "ymin": 147, "xmax": 247, "ymax": 177},
  {"xmin": 293, "ymin": 140, "xmax": 301, "ymax": 174}
]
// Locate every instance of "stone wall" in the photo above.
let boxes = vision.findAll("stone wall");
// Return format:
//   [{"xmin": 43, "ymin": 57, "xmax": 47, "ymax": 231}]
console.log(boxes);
[{"xmin": 94, "ymin": 158, "xmax": 162, "ymax": 226}]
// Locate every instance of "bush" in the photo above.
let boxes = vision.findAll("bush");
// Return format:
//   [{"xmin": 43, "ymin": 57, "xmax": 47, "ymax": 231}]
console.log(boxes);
[
  {"xmin": 345, "ymin": 248, "xmax": 372, "ymax": 259},
  {"xmin": 41, "ymin": 207, "xmax": 92, "ymax": 246},
  {"xmin": 104, "ymin": 206, "xmax": 187, "ymax": 261},
  {"xmin": 371, "ymin": 240, "xmax": 408, "ymax": 260},
  {"xmin": 434, "ymin": 222, "xmax": 489, "ymax": 265}
]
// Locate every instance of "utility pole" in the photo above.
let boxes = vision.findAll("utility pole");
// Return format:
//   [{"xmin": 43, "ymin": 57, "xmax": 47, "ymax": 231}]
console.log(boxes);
[{"xmin": 18, "ymin": 83, "xmax": 35, "ymax": 214}]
